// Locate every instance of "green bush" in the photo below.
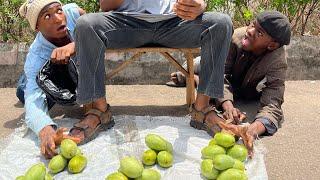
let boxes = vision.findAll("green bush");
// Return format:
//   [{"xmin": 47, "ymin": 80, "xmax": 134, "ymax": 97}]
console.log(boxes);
[
  {"xmin": 61, "ymin": 0, "xmax": 99, "ymax": 12},
  {"xmin": 0, "ymin": 0, "xmax": 99, "ymax": 43},
  {"xmin": 0, "ymin": 0, "xmax": 319, "ymax": 43},
  {"xmin": 0, "ymin": 0, "xmax": 33, "ymax": 42},
  {"xmin": 205, "ymin": 0, "xmax": 320, "ymax": 35}
]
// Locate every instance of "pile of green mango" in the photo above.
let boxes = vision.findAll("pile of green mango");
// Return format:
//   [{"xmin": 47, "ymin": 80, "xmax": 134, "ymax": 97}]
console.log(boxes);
[
  {"xmin": 105, "ymin": 156, "xmax": 161, "ymax": 180},
  {"xmin": 106, "ymin": 134, "xmax": 173, "ymax": 180},
  {"xmin": 143, "ymin": 134, "xmax": 173, "ymax": 168},
  {"xmin": 16, "ymin": 139, "xmax": 87, "ymax": 180},
  {"xmin": 16, "ymin": 163, "xmax": 53, "ymax": 180},
  {"xmin": 200, "ymin": 132, "xmax": 248, "ymax": 180},
  {"xmin": 52, "ymin": 139, "xmax": 87, "ymax": 174}
]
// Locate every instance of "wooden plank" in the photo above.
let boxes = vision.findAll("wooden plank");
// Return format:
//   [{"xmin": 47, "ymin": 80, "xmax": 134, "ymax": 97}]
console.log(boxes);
[
  {"xmin": 160, "ymin": 52, "xmax": 189, "ymax": 77},
  {"xmin": 106, "ymin": 52, "xmax": 144, "ymax": 79},
  {"xmin": 107, "ymin": 47, "xmax": 200, "ymax": 54},
  {"xmin": 185, "ymin": 52, "xmax": 196, "ymax": 106}
]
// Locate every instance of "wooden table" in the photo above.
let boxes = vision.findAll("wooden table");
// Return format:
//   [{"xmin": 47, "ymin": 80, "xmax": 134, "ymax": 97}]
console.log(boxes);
[{"xmin": 106, "ymin": 47, "xmax": 200, "ymax": 106}]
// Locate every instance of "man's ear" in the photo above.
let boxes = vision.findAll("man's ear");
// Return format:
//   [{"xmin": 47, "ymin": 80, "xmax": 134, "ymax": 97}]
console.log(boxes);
[{"xmin": 267, "ymin": 41, "xmax": 280, "ymax": 51}]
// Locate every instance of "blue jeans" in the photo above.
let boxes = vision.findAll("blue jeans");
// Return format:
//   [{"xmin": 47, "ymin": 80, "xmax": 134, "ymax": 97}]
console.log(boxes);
[
  {"xmin": 75, "ymin": 12, "xmax": 233, "ymax": 104},
  {"xmin": 16, "ymin": 72, "xmax": 55, "ymax": 109}
]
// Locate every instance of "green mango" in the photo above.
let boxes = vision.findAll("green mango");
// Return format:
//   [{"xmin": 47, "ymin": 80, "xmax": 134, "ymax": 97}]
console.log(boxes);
[
  {"xmin": 75, "ymin": 148, "xmax": 83, "ymax": 156},
  {"xmin": 217, "ymin": 168, "xmax": 248, "ymax": 180},
  {"xmin": 24, "ymin": 163, "xmax": 46, "ymax": 180},
  {"xmin": 233, "ymin": 159, "xmax": 245, "ymax": 171},
  {"xmin": 68, "ymin": 155, "xmax": 87, "ymax": 174},
  {"xmin": 135, "ymin": 169, "xmax": 161, "ymax": 180},
  {"xmin": 48, "ymin": 154, "xmax": 67, "ymax": 174},
  {"xmin": 119, "ymin": 156, "xmax": 144, "ymax": 178},
  {"xmin": 105, "ymin": 172, "xmax": 128, "ymax": 180},
  {"xmin": 44, "ymin": 173, "xmax": 54, "ymax": 180},
  {"xmin": 209, "ymin": 139, "xmax": 217, "ymax": 146},
  {"xmin": 227, "ymin": 144, "xmax": 248, "ymax": 162},
  {"xmin": 214, "ymin": 132, "xmax": 235, "ymax": 148},
  {"xmin": 157, "ymin": 151, "xmax": 173, "ymax": 168},
  {"xmin": 145, "ymin": 134, "xmax": 173, "ymax": 153},
  {"xmin": 142, "ymin": 149, "xmax": 157, "ymax": 166},
  {"xmin": 60, "ymin": 139, "xmax": 77, "ymax": 159},
  {"xmin": 15, "ymin": 175, "xmax": 25, "ymax": 180},
  {"xmin": 201, "ymin": 145, "xmax": 226, "ymax": 159},
  {"xmin": 166, "ymin": 141, "xmax": 173, "ymax": 153},
  {"xmin": 213, "ymin": 154, "xmax": 235, "ymax": 171},
  {"xmin": 200, "ymin": 159, "xmax": 219, "ymax": 179}
]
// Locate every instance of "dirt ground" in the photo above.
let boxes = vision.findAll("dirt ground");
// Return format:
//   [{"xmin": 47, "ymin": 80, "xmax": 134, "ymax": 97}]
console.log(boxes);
[{"xmin": 0, "ymin": 81, "xmax": 319, "ymax": 179}]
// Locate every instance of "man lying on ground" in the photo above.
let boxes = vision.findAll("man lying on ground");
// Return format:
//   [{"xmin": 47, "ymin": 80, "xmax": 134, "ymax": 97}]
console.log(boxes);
[
  {"xmin": 17, "ymin": 0, "xmax": 85, "ymax": 158},
  {"xmin": 167, "ymin": 11, "xmax": 291, "ymax": 155}
]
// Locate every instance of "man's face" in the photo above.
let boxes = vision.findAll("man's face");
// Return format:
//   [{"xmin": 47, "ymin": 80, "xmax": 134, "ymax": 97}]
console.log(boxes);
[
  {"xmin": 241, "ymin": 21, "xmax": 278, "ymax": 54},
  {"xmin": 36, "ymin": 3, "xmax": 67, "ymax": 39}
]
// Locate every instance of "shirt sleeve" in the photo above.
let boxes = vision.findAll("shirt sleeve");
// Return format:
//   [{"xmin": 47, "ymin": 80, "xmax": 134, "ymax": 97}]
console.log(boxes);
[
  {"xmin": 24, "ymin": 52, "xmax": 57, "ymax": 136},
  {"xmin": 255, "ymin": 118, "xmax": 277, "ymax": 136},
  {"xmin": 255, "ymin": 54, "xmax": 287, "ymax": 131},
  {"xmin": 63, "ymin": 3, "xmax": 81, "ymax": 30}
]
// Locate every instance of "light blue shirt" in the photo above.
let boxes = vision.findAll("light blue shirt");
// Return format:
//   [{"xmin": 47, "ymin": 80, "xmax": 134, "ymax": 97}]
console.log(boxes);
[
  {"xmin": 24, "ymin": 3, "xmax": 80, "ymax": 135},
  {"xmin": 114, "ymin": 0, "xmax": 177, "ymax": 22}
]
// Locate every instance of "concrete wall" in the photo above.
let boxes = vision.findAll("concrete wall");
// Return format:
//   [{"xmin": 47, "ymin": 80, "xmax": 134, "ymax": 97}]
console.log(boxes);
[
  {"xmin": 0, "ymin": 36, "xmax": 319, "ymax": 87},
  {"xmin": 286, "ymin": 36, "xmax": 320, "ymax": 80}
]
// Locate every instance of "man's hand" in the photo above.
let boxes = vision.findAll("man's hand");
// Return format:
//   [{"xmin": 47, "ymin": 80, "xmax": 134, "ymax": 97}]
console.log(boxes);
[
  {"xmin": 245, "ymin": 121, "xmax": 266, "ymax": 157},
  {"xmin": 173, "ymin": 0, "xmax": 206, "ymax": 20},
  {"xmin": 39, "ymin": 126, "xmax": 80, "ymax": 159},
  {"xmin": 51, "ymin": 42, "xmax": 75, "ymax": 64},
  {"xmin": 222, "ymin": 100, "xmax": 246, "ymax": 124},
  {"xmin": 100, "ymin": 0, "xmax": 124, "ymax": 12},
  {"xmin": 217, "ymin": 120, "xmax": 266, "ymax": 158}
]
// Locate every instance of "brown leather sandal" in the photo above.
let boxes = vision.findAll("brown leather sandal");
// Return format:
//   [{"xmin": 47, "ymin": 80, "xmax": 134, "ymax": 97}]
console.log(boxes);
[
  {"xmin": 189, "ymin": 104, "xmax": 225, "ymax": 136},
  {"xmin": 69, "ymin": 104, "xmax": 115, "ymax": 145}
]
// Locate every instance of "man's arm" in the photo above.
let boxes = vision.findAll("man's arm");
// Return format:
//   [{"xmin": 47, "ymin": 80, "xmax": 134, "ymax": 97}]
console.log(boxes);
[
  {"xmin": 254, "ymin": 59, "xmax": 287, "ymax": 135},
  {"xmin": 24, "ymin": 53, "xmax": 60, "ymax": 158},
  {"xmin": 100, "ymin": 0, "xmax": 124, "ymax": 12},
  {"xmin": 24, "ymin": 54, "xmax": 57, "ymax": 135},
  {"xmin": 25, "ymin": 53, "xmax": 80, "ymax": 158}
]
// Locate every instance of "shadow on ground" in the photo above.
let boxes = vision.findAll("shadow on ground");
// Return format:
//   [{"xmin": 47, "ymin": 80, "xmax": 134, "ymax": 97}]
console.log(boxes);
[
  {"xmin": 4, "ymin": 99, "xmax": 261, "ymax": 131},
  {"xmin": 4, "ymin": 104, "xmax": 189, "ymax": 130}
]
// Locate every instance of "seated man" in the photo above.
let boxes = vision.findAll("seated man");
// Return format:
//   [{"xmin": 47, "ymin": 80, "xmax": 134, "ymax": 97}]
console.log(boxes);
[
  {"xmin": 167, "ymin": 11, "xmax": 291, "ymax": 155},
  {"xmin": 69, "ymin": 0, "xmax": 233, "ymax": 144},
  {"xmin": 18, "ymin": 0, "xmax": 85, "ymax": 158}
]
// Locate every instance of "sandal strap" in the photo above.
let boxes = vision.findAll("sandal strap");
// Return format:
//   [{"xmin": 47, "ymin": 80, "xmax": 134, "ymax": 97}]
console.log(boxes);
[
  {"xmin": 189, "ymin": 104, "xmax": 216, "ymax": 122},
  {"xmin": 84, "ymin": 104, "xmax": 112, "ymax": 124},
  {"xmin": 85, "ymin": 108, "xmax": 103, "ymax": 118},
  {"xmin": 70, "ymin": 122, "xmax": 91, "ymax": 138},
  {"xmin": 73, "ymin": 123, "xmax": 89, "ymax": 130}
]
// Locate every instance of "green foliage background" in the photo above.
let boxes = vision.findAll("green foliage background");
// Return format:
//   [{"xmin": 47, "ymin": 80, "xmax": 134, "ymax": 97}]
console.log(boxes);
[{"xmin": 0, "ymin": 0, "xmax": 319, "ymax": 43}]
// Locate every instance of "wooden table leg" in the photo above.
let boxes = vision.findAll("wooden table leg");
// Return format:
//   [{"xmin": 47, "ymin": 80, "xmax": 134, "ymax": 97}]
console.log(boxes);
[
  {"xmin": 106, "ymin": 52, "xmax": 144, "ymax": 80},
  {"xmin": 185, "ymin": 52, "xmax": 195, "ymax": 106}
]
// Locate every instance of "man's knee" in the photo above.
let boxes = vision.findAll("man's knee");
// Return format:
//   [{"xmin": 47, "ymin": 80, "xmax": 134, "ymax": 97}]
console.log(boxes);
[
  {"xmin": 203, "ymin": 12, "xmax": 233, "ymax": 34},
  {"xmin": 76, "ymin": 13, "xmax": 103, "ymax": 34}
]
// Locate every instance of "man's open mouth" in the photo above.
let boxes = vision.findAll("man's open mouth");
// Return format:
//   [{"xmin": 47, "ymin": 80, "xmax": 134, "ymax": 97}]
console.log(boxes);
[
  {"xmin": 57, "ymin": 25, "xmax": 66, "ymax": 31},
  {"xmin": 242, "ymin": 34, "xmax": 252, "ymax": 47}
]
